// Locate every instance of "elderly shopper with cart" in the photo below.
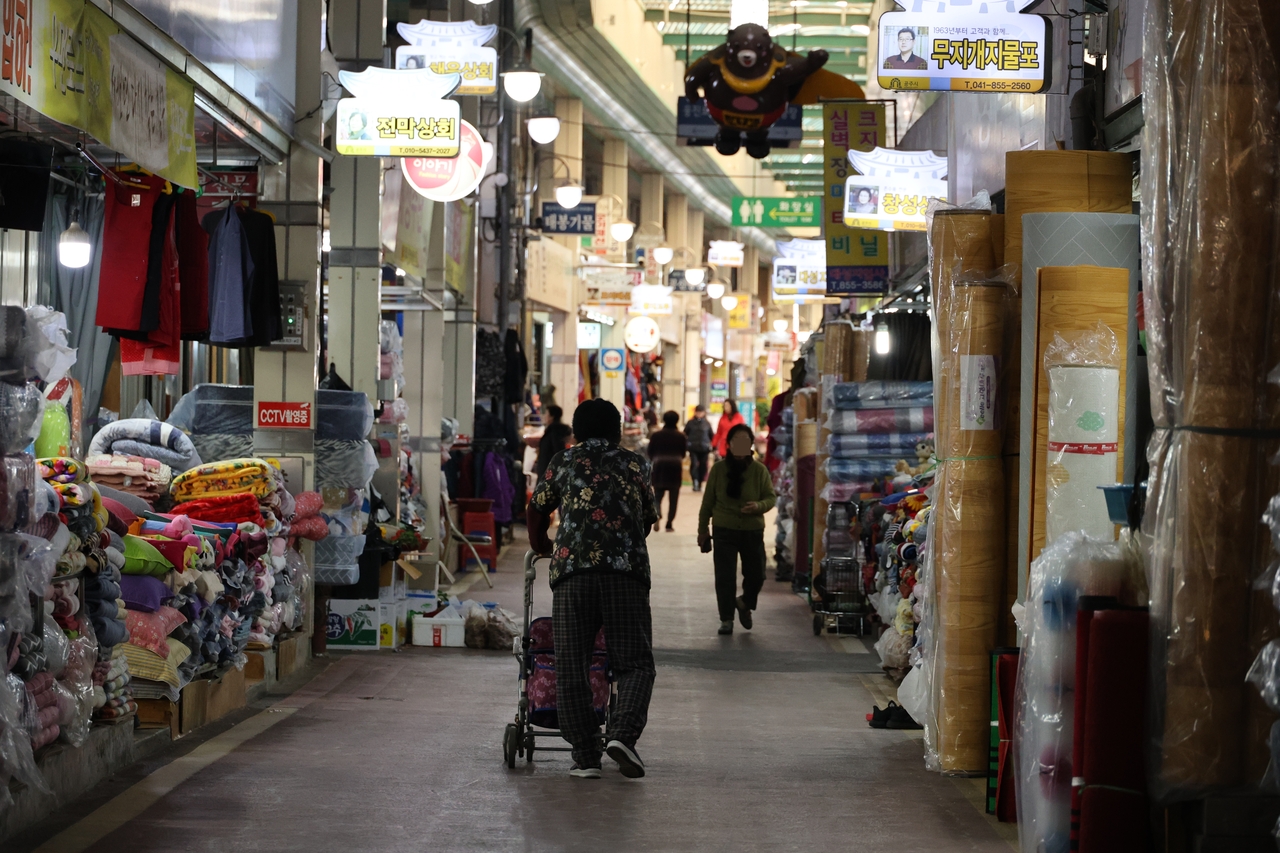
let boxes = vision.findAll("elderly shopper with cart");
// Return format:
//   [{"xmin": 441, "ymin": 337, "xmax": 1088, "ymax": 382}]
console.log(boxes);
[
  {"xmin": 528, "ymin": 398, "xmax": 659, "ymax": 779},
  {"xmin": 698, "ymin": 424, "xmax": 777, "ymax": 635}
]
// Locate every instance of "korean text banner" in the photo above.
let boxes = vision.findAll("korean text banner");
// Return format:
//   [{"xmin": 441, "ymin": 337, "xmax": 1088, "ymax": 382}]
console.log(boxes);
[
  {"xmin": 0, "ymin": 0, "xmax": 196, "ymax": 188},
  {"xmin": 822, "ymin": 101, "xmax": 889, "ymax": 294},
  {"xmin": 878, "ymin": 11, "xmax": 1049, "ymax": 93},
  {"xmin": 82, "ymin": 4, "xmax": 197, "ymax": 189},
  {"xmin": 395, "ymin": 45, "xmax": 497, "ymax": 96},
  {"xmin": 541, "ymin": 202, "xmax": 597, "ymax": 235},
  {"xmin": 337, "ymin": 98, "xmax": 461, "ymax": 157}
]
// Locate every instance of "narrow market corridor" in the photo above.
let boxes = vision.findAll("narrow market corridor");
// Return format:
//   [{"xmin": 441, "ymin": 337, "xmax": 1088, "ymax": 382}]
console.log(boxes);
[{"xmin": 11, "ymin": 512, "xmax": 1012, "ymax": 853}]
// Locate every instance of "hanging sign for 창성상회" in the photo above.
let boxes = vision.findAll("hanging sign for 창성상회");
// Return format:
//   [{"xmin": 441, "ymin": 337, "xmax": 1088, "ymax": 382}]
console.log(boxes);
[
  {"xmin": 843, "ymin": 148, "xmax": 948, "ymax": 232},
  {"xmin": 395, "ymin": 20, "xmax": 498, "ymax": 96},
  {"xmin": 878, "ymin": 8, "xmax": 1050, "ymax": 93},
  {"xmin": 336, "ymin": 67, "xmax": 462, "ymax": 157}
]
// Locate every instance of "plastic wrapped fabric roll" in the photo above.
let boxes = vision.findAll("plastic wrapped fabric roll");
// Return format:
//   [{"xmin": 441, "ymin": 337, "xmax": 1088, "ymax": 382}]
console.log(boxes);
[
  {"xmin": 1044, "ymin": 365, "xmax": 1120, "ymax": 545},
  {"xmin": 827, "ymin": 432, "xmax": 933, "ymax": 459},
  {"xmin": 316, "ymin": 440, "xmax": 379, "ymax": 490},
  {"xmin": 824, "ymin": 322, "xmax": 857, "ymax": 380},
  {"xmin": 792, "ymin": 387, "xmax": 817, "ymax": 422},
  {"xmin": 933, "ymin": 280, "xmax": 1007, "ymax": 774},
  {"xmin": 823, "ymin": 457, "xmax": 901, "ymax": 483},
  {"xmin": 794, "ymin": 420, "xmax": 818, "ymax": 459},
  {"xmin": 830, "ymin": 381, "xmax": 934, "ymax": 410},
  {"xmin": 827, "ymin": 407, "xmax": 934, "ymax": 435},
  {"xmin": 1142, "ymin": 0, "xmax": 1280, "ymax": 798},
  {"xmin": 1024, "ymin": 268, "xmax": 1130, "ymax": 581}
]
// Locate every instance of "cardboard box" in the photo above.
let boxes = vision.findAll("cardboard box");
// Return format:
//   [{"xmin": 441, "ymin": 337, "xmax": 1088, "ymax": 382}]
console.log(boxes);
[
  {"xmin": 276, "ymin": 635, "xmax": 305, "ymax": 680},
  {"xmin": 412, "ymin": 610, "xmax": 465, "ymax": 647},
  {"xmin": 326, "ymin": 599, "xmax": 380, "ymax": 649},
  {"xmin": 181, "ymin": 667, "xmax": 247, "ymax": 734}
]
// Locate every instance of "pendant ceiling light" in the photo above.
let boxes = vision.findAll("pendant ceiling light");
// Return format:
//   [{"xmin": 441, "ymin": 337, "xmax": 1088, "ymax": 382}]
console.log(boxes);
[
  {"xmin": 875, "ymin": 320, "xmax": 891, "ymax": 354},
  {"xmin": 527, "ymin": 115, "xmax": 561, "ymax": 144},
  {"xmin": 609, "ymin": 218, "xmax": 636, "ymax": 243},
  {"xmin": 652, "ymin": 246, "xmax": 674, "ymax": 265},
  {"xmin": 58, "ymin": 220, "xmax": 92, "ymax": 268},
  {"xmin": 720, "ymin": 295, "xmax": 739, "ymax": 310},
  {"xmin": 684, "ymin": 267, "xmax": 706, "ymax": 287},
  {"xmin": 702, "ymin": 279, "xmax": 722, "ymax": 298},
  {"xmin": 502, "ymin": 68, "xmax": 543, "ymax": 102},
  {"xmin": 554, "ymin": 183, "xmax": 584, "ymax": 209}
]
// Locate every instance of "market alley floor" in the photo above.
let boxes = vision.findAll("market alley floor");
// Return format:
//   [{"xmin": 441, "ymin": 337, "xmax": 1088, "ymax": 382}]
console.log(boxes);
[{"xmin": 12, "ymin": 506, "xmax": 1014, "ymax": 853}]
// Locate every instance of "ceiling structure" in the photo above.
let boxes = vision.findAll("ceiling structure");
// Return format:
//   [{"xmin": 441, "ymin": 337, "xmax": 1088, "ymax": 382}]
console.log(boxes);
[{"xmin": 643, "ymin": 0, "xmax": 875, "ymax": 199}]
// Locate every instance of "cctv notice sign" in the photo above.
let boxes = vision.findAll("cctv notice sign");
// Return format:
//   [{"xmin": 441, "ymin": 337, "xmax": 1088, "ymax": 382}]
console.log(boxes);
[{"xmin": 877, "ymin": 12, "xmax": 1049, "ymax": 93}]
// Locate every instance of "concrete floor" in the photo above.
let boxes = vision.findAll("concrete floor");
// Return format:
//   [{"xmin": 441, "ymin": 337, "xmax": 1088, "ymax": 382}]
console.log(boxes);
[{"xmin": 12, "ymin": 504, "xmax": 1014, "ymax": 853}]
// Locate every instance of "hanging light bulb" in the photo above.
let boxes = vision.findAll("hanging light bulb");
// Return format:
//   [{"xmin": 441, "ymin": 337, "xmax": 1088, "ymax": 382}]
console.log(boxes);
[
  {"xmin": 555, "ymin": 183, "xmax": 584, "ymax": 209},
  {"xmin": 704, "ymin": 280, "xmax": 723, "ymax": 299},
  {"xmin": 703, "ymin": 356, "xmax": 714, "ymax": 365},
  {"xmin": 757, "ymin": 306, "xmax": 764, "ymax": 318},
  {"xmin": 468, "ymin": 0, "xmax": 494, "ymax": 5},
  {"xmin": 714, "ymin": 360, "xmax": 724, "ymax": 367},
  {"xmin": 610, "ymin": 218, "xmax": 635, "ymax": 243},
  {"xmin": 526, "ymin": 115, "xmax": 561, "ymax": 144},
  {"xmin": 875, "ymin": 320, "xmax": 891, "ymax": 355},
  {"xmin": 502, "ymin": 69, "xmax": 544, "ymax": 102},
  {"xmin": 58, "ymin": 220, "xmax": 92, "ymax": 268},
  {"xmin": 684, "ymin": 268, "xmax": 706, "ymax": 287},
  {"xmin": 652, "ymin": 246, "xmax": 674, "ymax": 265},
  {"xmin": 721, "ymin": 295, "xmax": 739, "ymax": 310},
  {"xmin": 772, "ymin": 318, "xmax": 788, "ymax": 332}
]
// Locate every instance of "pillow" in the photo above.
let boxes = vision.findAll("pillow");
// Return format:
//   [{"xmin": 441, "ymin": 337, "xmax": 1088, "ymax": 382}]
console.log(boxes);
[
  {"xmin": 124, "ymin": 606, "xmax": 187, "ymax": 659},
  {"xmin": 119, "ymin": 574, "xmax": 169, "ymax": 613},
  {"xmin": 121, "ymin": 637, "xmax": 191, "ymax": 687}
]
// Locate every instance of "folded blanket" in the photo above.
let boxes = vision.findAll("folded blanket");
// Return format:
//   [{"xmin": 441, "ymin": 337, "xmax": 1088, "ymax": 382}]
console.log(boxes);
[
  {"xmin": 107, "ymin": 440, "xmax": 193, "ymax": 471},
  {"xmin": 827, "ymin": 432, "xmax": 933, "ymax": 459},
  {"xmin": 171, "ymin": 458, "xmax": 275, "ymax": 502},
  {"xmin": 173, "ymin": 492, "xmax": 265, "ymax": 526},
  {"xmin": 830, "ymin": 381, "xmax": 934, "ymax": 410},
  {"xmin": 88, "ymin": 419, "xmax": 202, "ymax": 472},
  {"xmin": 822, "ymin": 457, "xmax": 903, "ymax": 483},
  {"xmin": 38, "ymin": 457, "xmax": 83, "ymax": 484},
  {"xmin": 826, "ymin": 407, "xmax": 934, "ymax": 435}
]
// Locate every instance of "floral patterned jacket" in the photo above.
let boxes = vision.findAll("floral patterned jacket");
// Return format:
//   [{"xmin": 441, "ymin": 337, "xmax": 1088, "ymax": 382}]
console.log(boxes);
[{"xmin": 529, "ymin": 438, "xmax": 659, "ymax": 589}]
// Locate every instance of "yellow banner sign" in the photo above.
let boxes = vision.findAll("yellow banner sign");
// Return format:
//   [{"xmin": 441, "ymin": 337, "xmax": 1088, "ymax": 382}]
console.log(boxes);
[
  {"xmin": 822, "ymin": 101, "xmax": 889, "ymax": 295},
  {"xmin": 336, "ymin": 98, "xmax": 461, "ymax": 158}
]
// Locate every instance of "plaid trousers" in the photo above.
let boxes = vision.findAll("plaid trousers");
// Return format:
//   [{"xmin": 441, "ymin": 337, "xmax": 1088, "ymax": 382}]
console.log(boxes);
[{"xmin": 552, "ymin": 571, "xmax": 656, "ymax": 766}]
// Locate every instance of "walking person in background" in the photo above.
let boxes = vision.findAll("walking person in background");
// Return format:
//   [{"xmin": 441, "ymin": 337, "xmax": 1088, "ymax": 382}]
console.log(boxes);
[
  {"xmin": 711, "ymin": 399, "xmax": 745, "ymax": 459},
  {"xmin": 535, "ymin": 405, "xmax": 573, "ymax": 480},
  {"xmin": 647, "ymin": 411, "xmax": 688, "ymax": 532},
  {"xmin": 685, "ymin": 405, "xmax": 713, "ymax": 492},
  {"xmin": 527, "ymin": 399, "xmax": 658, "ymax": 780},
  {"xmin": 698, "ymin": 424, "xmax": 776, "ymax": 635}
]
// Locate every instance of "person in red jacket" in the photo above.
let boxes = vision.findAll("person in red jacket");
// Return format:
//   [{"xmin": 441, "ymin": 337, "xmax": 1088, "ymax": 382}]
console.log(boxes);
[{"xmin": 711, "ymin": 399, "xmax": 745, "ymax": 458}]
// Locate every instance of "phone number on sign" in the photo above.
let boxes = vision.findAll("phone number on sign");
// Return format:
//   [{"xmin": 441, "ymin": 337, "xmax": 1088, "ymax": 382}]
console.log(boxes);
[{"xmin": 951, "ymin": 79, "xmax": 1041, "ymax": 92}]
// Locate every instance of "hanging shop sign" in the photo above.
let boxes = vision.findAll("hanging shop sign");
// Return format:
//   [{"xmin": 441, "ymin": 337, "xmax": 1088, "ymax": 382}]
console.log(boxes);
[
  {"xmin": 676, "ymin": 97, "xmax": 802, "ymax": 146},
  {"xmin": 877, "ymin": 12, "xmax": 1050, "ymax": 93},
  {"xmin": 728, "ymin": 296, "xmax": 753, "ymax": 330},
  {"xmin": 577, "ymin": 321, "xmax": 602, "ymax": 350},
  {"xmin": 843, "ymin": 148, "xmax": 949, "ymax": 232},
  {"xmin": 396, "ymin": 20, "xmax": 497, "ymax": 48},
  {"xmin": 578, "ymin": 196, "xmax": 627, "ymax": 262},
  {"xmin": 0, "ymin": 0, "xmax": 198, "ymax": 187},
  {"xmin": 540, "ymin": 201, "xmax": 597, "ymax": 235},
  {"xmin": 623, "ymin": 316, "xmax": 661, "ymax": 353},
  {"xmin": 823, "ymin": 102, "xmax": 890, "ymax": 294},
  {"xmin": 395, "ymin": 46, "xmax": 497, "ymax": 96},
  {"xmin": 601, "ymin": 348, "xmax": 626, "ymax": 375},
  {"xmin": 580, "ymin": 266, "xmax": 640, "ymax": 307},
  {"xmin": 707, "ymin": 240, "xmax": 746, "ymax": 267},
  {"xmin": 731, "ymin": 196, "xmax": 820, "ymax": 228},
  {"xmin": 629, "ymin": 284, "xmax": 673, "ymax": 316},
  {"xmin": 771, "ymin": 238, "xmax": 829, "ymax": 302},
  {"xmin": 703, "ymin": 313, "xmax": 725, "ymax": 360},
  {"xmin": 336, "ymin": 68, "xmax": 462, "ymax": 157},
  {"xmin": 444, "ymin": 199, "xmax": 475, "ymax": 292},
  {"xmin": 400, "ymin": 119, "xmax": 492, "ymax": 201}
]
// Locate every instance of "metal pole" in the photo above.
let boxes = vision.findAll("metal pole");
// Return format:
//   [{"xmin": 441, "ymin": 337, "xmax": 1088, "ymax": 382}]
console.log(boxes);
[{"xmin": 497, "ymin": 0, "xmax": 516, "ymax": 334}]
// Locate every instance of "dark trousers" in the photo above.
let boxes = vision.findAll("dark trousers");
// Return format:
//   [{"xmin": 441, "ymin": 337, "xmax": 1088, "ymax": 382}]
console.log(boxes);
[
  {"xmin": 689, "ymin": 451, "xmax": 710, "ymax": 487},
  {"xmin": 552, "ymin": 572, "xmax": 656, "ymax": 766},
  {"xmin": 655, "ymin": 485, "xmax": 679, "ymax": 527},
  {"xmin": 712, "ymin": 527, "xmax": 766, "ymax": 623}
]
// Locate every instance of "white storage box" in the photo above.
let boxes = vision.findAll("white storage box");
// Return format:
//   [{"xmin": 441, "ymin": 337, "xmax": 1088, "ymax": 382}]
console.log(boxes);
[{"xmin": 412, "ymin": 610, "xmax": 464, "ymax": 647}]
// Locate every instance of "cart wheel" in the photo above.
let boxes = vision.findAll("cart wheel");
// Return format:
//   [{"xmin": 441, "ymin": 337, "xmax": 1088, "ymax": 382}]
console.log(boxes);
[
  {"xmin": 524, "ymin": 731, "xmax": 536, "ymax": 763},
  {"xmin": 813, "ymin": 614, "xmax": 823, "ymax": 636},
  {"xmin": 503, "ymin": 724, "xmax": 518, "ymax": 768}
]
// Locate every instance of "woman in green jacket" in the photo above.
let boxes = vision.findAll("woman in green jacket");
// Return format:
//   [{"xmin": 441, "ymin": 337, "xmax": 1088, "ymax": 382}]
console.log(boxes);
[{"xmin": 698, "ymin": 424, "xmax": 777, "ymax": 635}]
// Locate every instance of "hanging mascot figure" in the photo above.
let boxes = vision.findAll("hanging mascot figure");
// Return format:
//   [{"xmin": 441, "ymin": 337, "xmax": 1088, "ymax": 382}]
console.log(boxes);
[{"xmin": 685, "ymin": 23, "xmax": 864, "ymax": 159}]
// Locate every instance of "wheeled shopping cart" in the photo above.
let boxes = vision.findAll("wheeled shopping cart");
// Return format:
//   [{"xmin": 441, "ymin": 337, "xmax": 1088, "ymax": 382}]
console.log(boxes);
[
  {"xmin": 811, "ymin": 555, "xmax": 871, "ymax": 636},
  {"xmin": 502, "ymin": 550, "xmax": 612, "ymax": 768}
]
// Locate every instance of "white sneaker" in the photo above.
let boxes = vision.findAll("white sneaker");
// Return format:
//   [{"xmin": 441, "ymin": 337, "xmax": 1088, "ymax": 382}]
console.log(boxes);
[
  {"xmin": 569, "ymin": 764, "xmax": 602, "ymax": 779},
  {"xmin": 606, "ymin": 740, "xmax": 646, "ymax": 778}
]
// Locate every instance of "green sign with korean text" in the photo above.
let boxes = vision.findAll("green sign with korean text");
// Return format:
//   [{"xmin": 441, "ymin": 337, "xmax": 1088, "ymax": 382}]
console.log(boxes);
[{"xmin": 731, "ymin": 196, "xmax": 821, "ymax": 228}]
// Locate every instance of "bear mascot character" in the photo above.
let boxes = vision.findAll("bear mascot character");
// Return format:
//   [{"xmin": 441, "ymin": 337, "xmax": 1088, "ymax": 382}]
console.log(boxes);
[{"xmin": 684, "ymin": 23, "xmax": 828, "ymax": 159}]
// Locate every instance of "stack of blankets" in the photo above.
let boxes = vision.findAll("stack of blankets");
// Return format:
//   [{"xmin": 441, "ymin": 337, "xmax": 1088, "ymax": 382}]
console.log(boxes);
[
  {"xmin": 86, "ymin": 454, "xmax": 171, "ymax": 508},
  {"xmin": 822, "ymin": 382, "xmax": 935, "ymax": 496},
  {"xmin": 87, "ymin": 419, "xmax": 201, "ymax": 473},
  {"xmin": 94, "ymin": 647, "xmax": 136, "ymax": 720},
  {"xmin": 171, "ymin": 458, "xmax": 276, "ymax": 503}
]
